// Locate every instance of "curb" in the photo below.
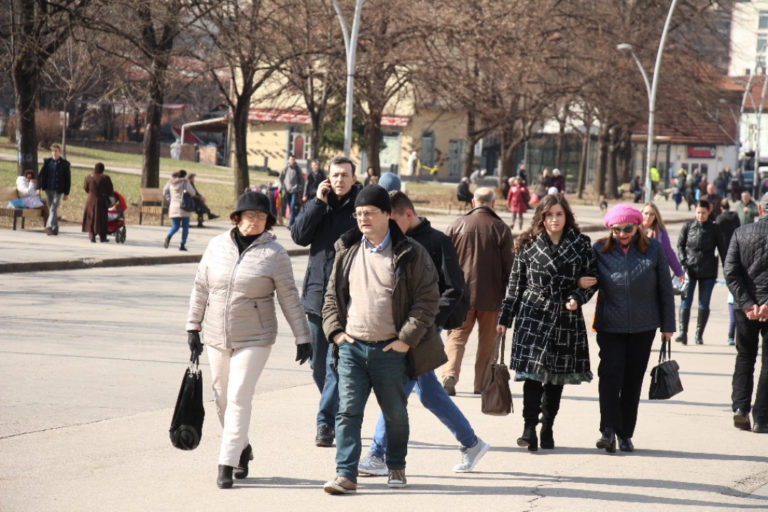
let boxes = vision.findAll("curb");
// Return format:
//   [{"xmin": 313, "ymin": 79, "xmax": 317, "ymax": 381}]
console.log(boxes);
[{"xmin": 0, "ymin": 248, "xmax": 310, "ymax": 274}]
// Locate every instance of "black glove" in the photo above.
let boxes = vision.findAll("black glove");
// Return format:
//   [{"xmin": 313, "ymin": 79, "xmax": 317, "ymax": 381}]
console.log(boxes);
[
  {"xmin": 187, "ymin": 330, "xmax": 203, "ymax": 360},
  {"xmin": 295, "ymin": 343, "xmax": 312, "ymax": 365}
]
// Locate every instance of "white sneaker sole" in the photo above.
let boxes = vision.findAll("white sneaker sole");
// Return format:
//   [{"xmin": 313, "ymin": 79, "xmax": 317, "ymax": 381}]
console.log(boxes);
[{"xmin": 358, "ymin": 467, "xmax": 388, "ymax": 477}]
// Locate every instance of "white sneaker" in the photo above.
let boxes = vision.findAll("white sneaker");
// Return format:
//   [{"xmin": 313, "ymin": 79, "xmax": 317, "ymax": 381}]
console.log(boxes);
[
  {"xmin": 453, "ymin": 438, "xmax": 490, "ymax": 473},
  {"xmin": 358, "ymin": 451, "xmax": 388, "ymax": 476}
]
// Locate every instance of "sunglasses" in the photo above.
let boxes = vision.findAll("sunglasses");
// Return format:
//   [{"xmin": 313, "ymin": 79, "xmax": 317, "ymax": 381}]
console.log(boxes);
[{"xmin": 611, "ymin": 225, "xmax": 636, "ymax": 234}]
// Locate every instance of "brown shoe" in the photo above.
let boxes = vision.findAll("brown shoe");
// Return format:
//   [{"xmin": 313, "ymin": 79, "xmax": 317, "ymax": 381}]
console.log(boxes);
[
  {"xmin": 323, "ymin": 475, "xmax": 356, "ymax": 495},
  {"xmin": 387, "ymin": 469, "xmax": 407, "ymax": 488}
]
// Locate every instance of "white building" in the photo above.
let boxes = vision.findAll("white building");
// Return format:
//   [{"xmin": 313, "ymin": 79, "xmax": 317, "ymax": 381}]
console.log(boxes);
[{"xmin": 729, "ymin": 0, "xmax": 768, "ymax": 75}]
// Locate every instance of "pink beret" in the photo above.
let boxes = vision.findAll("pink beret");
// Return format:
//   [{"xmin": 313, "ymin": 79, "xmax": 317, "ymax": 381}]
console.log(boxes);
[{"xmin": 603, "ymin": 203, "xmax": 643, "ymax": 228}]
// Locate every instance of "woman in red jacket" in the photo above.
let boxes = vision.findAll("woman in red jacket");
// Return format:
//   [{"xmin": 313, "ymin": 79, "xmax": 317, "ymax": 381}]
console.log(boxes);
[{"xmin": 506, "ymin": 177, "xmax": 530, "ymax": 231}]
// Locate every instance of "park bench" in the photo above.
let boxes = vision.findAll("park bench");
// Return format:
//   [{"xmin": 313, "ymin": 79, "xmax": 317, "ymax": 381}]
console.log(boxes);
[
  {"xmin": 0, "ymin": 186, "xmax": 45, "ymax": 230},
  {"xmin": 139, "ymin": 187, "xmax": 168, "ymax": 225}
]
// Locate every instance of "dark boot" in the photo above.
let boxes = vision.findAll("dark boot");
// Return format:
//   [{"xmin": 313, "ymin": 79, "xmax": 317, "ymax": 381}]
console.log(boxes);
[
  {"xmin": 163, "ymin": 235, "xmax": 171, "ymax": 249},
  {"xmin": 695, "ymin": 309, "xmax": 710, "ymax": 345},
  {"xmin": 596, "ymin": 427, "xmax": 616, "ymax": 453},
  {"xmin": 539, "ymin": 384, "xmax": 563, "ymax": 449},
  {"xmin": 179, "ymin": 243, "xmax": 188, "ymax": 252},
  {"xmin": 517, "ymin": 425, "xmax": 538, "ymax": 452},
  {"xmin": 234, "ymin": 444, "xmax": 253, "ymax": 479},
  {"xmin": 675, "ymin": 308, "xmax": 690, "ymax": 345},
  {"xmin": 217, "ymin": 465, "xmax": 234, "ymax": 489}
]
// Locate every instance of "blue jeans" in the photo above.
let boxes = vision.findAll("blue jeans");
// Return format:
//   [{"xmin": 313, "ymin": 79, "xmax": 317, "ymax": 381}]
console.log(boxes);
[
  {"xmin": 307, "ymin": 314, "xmax": 339, "ymax": 429},
  {"xmin": 167, "ymin": 217, "xmax": 190, "ymax": 244},
  {"xmin": 335, "ymin": 340, "xmax": 409, "ymax": 482},
  {"xmin": 369, "ymin": 370, "xmax": 477, "ymax": 457},
  {"xmin": 680, "ymin": 277, "xmax": 716, "ymax": 311},
  {"xmin": 287, "ymin": 192, "xmax": 300, "ymax": 227}
]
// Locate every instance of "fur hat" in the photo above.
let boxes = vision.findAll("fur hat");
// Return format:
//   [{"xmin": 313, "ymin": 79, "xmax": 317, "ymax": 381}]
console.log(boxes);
[
  {"xmin": 354, "ymin": 185, "xmax": 391, "ymax": 213},
  {"xmin": 603, "ymin": 203, "xmax": 643, "ymax": 228}
]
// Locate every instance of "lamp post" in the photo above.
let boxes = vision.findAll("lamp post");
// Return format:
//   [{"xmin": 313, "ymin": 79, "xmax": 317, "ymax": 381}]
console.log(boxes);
[
  {"xmin": 333, "ymin": 0, "xmax": 365, "ymax": 158},
  {"xmin": 617, "ymin": 0, "xmax": 679, "ymax": 202}
]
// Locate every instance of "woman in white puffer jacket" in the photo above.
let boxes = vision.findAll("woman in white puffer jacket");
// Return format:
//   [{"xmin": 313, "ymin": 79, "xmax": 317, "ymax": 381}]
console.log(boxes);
[{"xmin": 186, "ymin": 190, "xmax": 311, "ymax": 489}]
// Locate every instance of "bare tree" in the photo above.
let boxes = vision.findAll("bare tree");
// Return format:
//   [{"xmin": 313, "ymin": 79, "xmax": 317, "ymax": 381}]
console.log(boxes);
[{"xmin": 3, "ymin": 0, "xmax": 89, "ymax": 175}]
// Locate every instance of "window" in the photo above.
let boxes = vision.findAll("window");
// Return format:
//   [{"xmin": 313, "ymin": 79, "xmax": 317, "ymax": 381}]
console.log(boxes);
[
  {"xmin": 761, "ymin": 11, "xmax": 768, "ymax": 30},
  {"xmin": 758, "ymin": 55, "xmax": 767, "ymax": 73},
  {"xmin": 759, "ymin": 35, "xmax": 768, "ymax": 53}
]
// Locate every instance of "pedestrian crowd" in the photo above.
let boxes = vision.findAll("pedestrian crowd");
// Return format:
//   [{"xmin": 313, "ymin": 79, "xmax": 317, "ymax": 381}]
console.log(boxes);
[{"xmin": 176, "ymin": 157, "xmax": 768, "ymax": 494}]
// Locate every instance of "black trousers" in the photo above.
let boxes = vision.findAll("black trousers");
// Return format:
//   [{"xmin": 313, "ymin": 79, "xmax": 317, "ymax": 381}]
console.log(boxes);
[
  {"xmin": 731, "ymin": 310, "xmax": 768, "ymax": 423},
  {"xmin": 522, "ymin": 379, "xmax": 563, "ymax": 427},
  {"xmin": 596, "ymin": 330, "xmax": 655, "ymax": 439}
]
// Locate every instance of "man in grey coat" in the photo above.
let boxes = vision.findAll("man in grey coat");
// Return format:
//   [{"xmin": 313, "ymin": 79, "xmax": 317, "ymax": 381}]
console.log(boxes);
[{"xmin": 279, "ymin": 154, "xmax": 305, "ymax": 227}]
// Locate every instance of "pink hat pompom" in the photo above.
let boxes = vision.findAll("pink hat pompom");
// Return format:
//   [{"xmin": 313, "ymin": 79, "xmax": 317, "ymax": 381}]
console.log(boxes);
[{"xmin": 603, "ymin": 203, "xmax": 643, "ymax": 228}]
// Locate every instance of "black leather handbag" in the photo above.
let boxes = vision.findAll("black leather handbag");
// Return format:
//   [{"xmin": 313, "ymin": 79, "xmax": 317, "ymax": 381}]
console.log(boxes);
[
  {"xmin": 170, "ymin": 353, "xmax": 205, "ymax": 450},
  {"xmin": 649, "ymin": 337, "xmax": 683, "ymax": 400},
  {"xmin": 180, "ymin": 190, "xmax": 196, "ymax": 212}
]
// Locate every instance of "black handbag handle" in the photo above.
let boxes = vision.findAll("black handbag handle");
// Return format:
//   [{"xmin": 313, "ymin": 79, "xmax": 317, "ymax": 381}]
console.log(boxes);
[
  {"xmin": 658, "ymin": 336, "xmax": 672, "ymax": 363},
  {"xmin": 188, "ymin": 349, "xmax": 200, "ymax": 369}
]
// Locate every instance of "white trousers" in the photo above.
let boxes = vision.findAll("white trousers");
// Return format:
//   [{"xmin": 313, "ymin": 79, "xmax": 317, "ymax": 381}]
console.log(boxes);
[{"xmin": 206, "ymin": 344, "xmax": 272, "ymax": 467}]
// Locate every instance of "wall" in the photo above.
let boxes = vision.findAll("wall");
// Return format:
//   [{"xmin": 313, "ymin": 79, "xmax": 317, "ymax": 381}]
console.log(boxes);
[
  {"xmin": 729, "ymin": 1, "xmax": 766, "ymax": 75},
  {"xmin": 400, "ymin": 110, "xmax": 467, "ymax": 178},
  {"xmin": 246, "ymin": 121, "xmax": 288, "ymax": 172}
]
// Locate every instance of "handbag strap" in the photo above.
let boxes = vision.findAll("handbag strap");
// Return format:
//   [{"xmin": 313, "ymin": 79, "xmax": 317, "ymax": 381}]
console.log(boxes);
[
  {"xmin": 658, "ymin": 336, "xmax": 671, "ymax": 363},
  {"xmin": 188, "ymin": 350, "xmax": 200, "ymax": 370},
  {"xmin": 493, "ymin": 331, "xmax": 507, "ymax": 364}
]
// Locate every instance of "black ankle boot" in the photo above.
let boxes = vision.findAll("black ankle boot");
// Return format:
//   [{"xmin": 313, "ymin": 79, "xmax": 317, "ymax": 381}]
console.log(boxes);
[
  {"xmin": 217, "ymin": 465, "xmax": 234, "ymax": 489},
  {"xmin": 517, "ymin": 425, "xmax": 538, "ymax": 452},
  {"xmin": 695, "ymin": 309, "xmax": 710, "ymax": 345},
  {"xmin": 179, "ymin": 243, "xmax": 187, "ymax": 252},
  {"xmin": 234, "ymin": 444, "xmax": 253, "ymax": 479},
  {"xmin": 163, "ymin": 235, "xmax": 171, "ymax": 249},
  {"xmin": 596, "ymin": 428, "xmax": 616, "ymax": 453},
  {"xmin": 540, "ymin": 423, "xmax": 554, "ymax": 449}
]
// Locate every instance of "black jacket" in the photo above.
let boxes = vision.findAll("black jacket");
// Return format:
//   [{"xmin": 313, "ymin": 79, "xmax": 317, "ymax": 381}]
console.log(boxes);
[
  {"xmin": 724, "ymin": 216, "xmax": 768, "ymax": 311},
  {"xmin": 290, "ymin": 183, "xmax": 362, "ymax": 317},
  {"xmin": 303, "ymin": 169, "xmax": 326, "ymax": 200},
  {"xmin": 38, "ymin": 157, "xmax": 71, "ymax": 195},
  {"xmin": 677, "ymin": 219, "xmax": 727, "ymax": 279},
  {"xmin": 593, "ymin": 236, "xmax": 675, "ymax": 334},
  {"xmin": 407, "ymin": 218, "xmax": 468, "ymax": 329},
  {"xmin": 715, "ymin": 211, "xmax": 740, "ymax": 251}
]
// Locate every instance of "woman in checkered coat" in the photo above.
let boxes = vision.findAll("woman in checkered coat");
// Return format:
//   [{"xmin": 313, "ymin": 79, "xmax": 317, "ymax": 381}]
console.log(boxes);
[{"xmin": 497, "ymin": 194, "xmax": 597, "ymax": 451}]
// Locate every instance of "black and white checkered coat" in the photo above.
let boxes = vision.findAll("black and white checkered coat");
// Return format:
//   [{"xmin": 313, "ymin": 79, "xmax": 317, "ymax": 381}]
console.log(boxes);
[{"xmin": 498, "ymin": 228, "xmax": 597, "ymax": 384}]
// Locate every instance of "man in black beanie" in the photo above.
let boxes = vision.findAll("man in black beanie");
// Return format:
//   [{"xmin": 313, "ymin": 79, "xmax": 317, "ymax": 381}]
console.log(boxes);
[{"xmin": 321, "ymin": 185, "xmax": 442, "ymax": 494}]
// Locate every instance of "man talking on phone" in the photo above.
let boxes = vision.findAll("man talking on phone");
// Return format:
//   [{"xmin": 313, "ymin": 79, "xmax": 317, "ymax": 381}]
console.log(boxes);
[{"xmin": 292, "ymin": 156, "xmax": 362, "ymax": 447}]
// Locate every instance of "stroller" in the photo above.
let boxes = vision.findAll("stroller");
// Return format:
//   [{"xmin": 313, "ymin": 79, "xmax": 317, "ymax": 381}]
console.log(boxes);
[{"xmin": 106, "ymin": 191, "xmax": 127, "ymax": 243}]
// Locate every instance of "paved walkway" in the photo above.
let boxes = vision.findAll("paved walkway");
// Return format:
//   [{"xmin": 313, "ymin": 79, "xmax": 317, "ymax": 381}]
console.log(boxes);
[{"xmin": 0, "ymin": 193, "xmax": 694, "ymax": 273}]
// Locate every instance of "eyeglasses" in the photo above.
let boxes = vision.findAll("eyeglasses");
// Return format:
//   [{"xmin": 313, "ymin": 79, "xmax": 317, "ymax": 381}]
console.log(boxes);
[
  {"xmin": 242, "ymin": 211, "xmax": 268, "ymax": 221},
  {"xmin": 353, "ymin": 209, "xmax": 381, "ymax": 220},
  {"xmin": 611, "ymin": 224, "xmax": 636, "ymax": 234}
]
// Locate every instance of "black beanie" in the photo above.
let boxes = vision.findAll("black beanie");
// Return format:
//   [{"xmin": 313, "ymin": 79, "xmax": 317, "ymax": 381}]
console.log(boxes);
[{"xmin": 354, "ymin": 185, "xmax": 391, "ymax": 213}]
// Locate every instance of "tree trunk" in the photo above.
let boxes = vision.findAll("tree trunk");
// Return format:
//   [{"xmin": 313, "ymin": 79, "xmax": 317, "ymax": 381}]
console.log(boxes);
[
  {"xmin": 232, "ymin": 96, "xmax": 251, "ymax": 199},
  {"xmin": 577, "ymin": 130, "xmax": 589, "ymax": 199},
  {"xmin": 618, "ymin": 128, "xmax": 633, "ymax": 186},
  {"xmin": 555, "ymin": 118, "xmax": 566, "ymax": 171},
  {"xmin": 596, "ymin": 124, "xmax": 609, "ymax": 198},
  {"xmin": 13, "ymin": 61, "xmax": 39, "ymax": 176},
  {"xmin": 141, "ymin": 67, "xmax": 166, "ymax": 189},
  {"xmin": 463, "ymin": 111, "xmax": 476, "ymax": 178},
  {"xmin": 310, "ymin": 110, "xmax": 322, "ymax": 162},
  {"xmin": 606, "ymin": 127, "xmax": 619, "ymax": 200},
  {"xmin": 366, "ymin": 112, "xmax": 382, "ymax": 175}
]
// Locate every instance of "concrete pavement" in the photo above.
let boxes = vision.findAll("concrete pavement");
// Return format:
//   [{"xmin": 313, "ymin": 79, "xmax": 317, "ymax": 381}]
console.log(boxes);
[{"xmin": 1, "ymin": 197, "xmax": 767, "ymax": 511}]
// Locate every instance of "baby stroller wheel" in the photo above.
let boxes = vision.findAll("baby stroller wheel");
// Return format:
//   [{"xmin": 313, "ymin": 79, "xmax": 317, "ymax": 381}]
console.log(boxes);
[{"xmin": 117, "ymin": 225, "xmax": 126, "ymax": 244}]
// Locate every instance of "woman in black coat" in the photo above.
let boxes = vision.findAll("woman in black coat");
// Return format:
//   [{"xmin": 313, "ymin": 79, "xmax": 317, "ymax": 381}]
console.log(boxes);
[
  {"xmin": 497, "ymin": 194, "xmax": 597, "ymax": 451},
  {"xmin": 593, "ymin": 204, "xmax": 675, "ymax": 453},
  {"xmin": 676, "ymin": 199, "xmax": 728, "ymax": 345}
]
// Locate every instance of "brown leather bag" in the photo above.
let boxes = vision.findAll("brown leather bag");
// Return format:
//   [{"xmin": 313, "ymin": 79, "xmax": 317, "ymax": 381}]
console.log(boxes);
[{"xmin": 481, "ymin": 332, "xmax": 513, "ymax": 416}]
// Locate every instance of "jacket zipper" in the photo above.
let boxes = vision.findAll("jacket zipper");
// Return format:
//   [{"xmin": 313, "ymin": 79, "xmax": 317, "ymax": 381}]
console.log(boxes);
[{"xmin": 223, "ymin": 238, "xmax": 259, "ymax": 349}]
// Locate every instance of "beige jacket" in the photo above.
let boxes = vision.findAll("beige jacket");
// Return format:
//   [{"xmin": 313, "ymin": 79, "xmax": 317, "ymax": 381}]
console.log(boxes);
[
  {"xmin": 165, "ymin": 177, "xmax": 195, "ymax": 218},
  {"xmin": 186, "ymin": 229, "xmax": 309, "ymax": 350}
]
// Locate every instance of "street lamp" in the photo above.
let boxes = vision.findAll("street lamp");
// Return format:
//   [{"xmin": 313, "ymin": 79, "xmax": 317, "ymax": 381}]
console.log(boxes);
[
  {"xmin": 617, "ymin": 0, "xmax": 679, "ymax": 202},
  {"xmin": 333, "ymin": 0, "xmax": 365, "ymax": 158}
]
